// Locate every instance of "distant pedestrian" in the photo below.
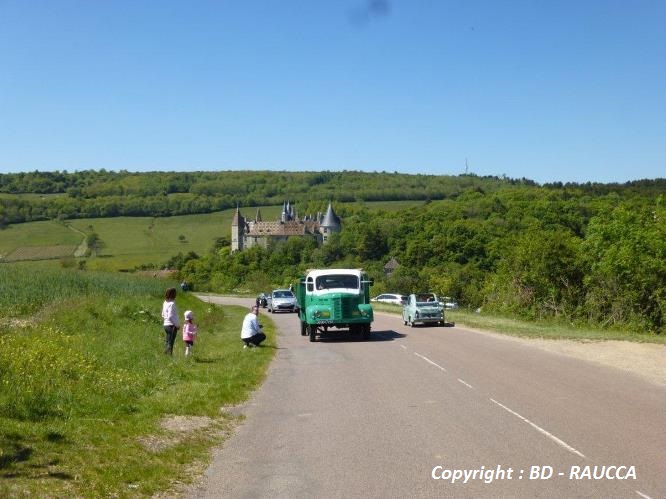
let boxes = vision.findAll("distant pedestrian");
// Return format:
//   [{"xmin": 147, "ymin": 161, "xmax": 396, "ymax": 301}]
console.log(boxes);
[
  {"xmin": 182, "ymin": 310, "xmax": 198, "ymax": 357},
  {"xmin": 161, "ymin": 287, "xmax": 179, "ymax": 355},
  {"xmin": 241, "ymin": 305, "xmax": 266, "ymax": 348},
  {"xmin": 180, "ymin": 281, "xmax": 189, "ymax": 292}
]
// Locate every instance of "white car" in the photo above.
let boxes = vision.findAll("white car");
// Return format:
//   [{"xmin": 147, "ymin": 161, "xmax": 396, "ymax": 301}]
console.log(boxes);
[
  {"xmin": 440, "ymin": 297, "xmax": 459, "ymax": 310},
  {"xmin": 266, "ymin": 289, "xmax": 298, "ymax": 313},
  {"xmin": 371, "ymin": 293, "xmax": 407, "ymax": 305}
]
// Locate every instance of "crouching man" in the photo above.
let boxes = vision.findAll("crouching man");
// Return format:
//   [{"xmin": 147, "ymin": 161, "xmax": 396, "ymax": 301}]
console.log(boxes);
[{"xmin": 241, "ymin": 305, "xmax": 266, "ymax": 348}]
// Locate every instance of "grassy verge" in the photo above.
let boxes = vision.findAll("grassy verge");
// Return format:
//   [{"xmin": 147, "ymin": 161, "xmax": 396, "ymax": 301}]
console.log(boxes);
[
  {"xmin": 0, "ymin": 265, "xmax": 275, "ymax": 497},
  {"xmin": 371, "ymin": 303, "xmax": 665, "ymax": 344}
]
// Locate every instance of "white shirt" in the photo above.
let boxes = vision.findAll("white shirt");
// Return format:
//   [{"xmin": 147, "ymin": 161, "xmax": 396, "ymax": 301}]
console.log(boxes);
[
  {"xmin": 162, "ymin": 300, "xmax": 179, "ymax": 327},
  {"xmin": 240, "ymin": 312, "xmax": 261, "ymax": 339}
]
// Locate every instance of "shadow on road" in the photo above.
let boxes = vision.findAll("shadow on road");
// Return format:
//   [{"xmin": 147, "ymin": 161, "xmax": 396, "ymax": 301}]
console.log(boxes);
[
  {"xmin": 316, "ymin": 329, "xmax": 406, "ymax": 343},
  {"xmin": 407, "ymin": 322, "xmax": 455, "ymax": 328}
]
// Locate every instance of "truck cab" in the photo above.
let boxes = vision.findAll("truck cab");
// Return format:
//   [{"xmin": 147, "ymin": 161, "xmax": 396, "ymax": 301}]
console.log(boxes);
[{"xmin": 296, "ymin": 269, "xmax": 374, "ymax": 342}]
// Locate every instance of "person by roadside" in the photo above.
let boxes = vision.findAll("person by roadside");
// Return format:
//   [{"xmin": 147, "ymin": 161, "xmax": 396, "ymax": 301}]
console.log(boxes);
[
  {"xmin": 182, "ymin": 310, "xmax": 198, "ymax": 357},
  {"xmin": 241, "ymin": 305, "xmax": 266, "ymax": 348},
  {"xmin": 161, "ymin": 287, "xmax": 179, "ymax": 355}
]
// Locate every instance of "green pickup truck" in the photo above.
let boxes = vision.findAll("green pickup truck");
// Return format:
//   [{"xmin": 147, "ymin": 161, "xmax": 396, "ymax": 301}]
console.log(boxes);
[{"xmin": 295, "ymin": 268, "xmax": 374, "ymax": 342}]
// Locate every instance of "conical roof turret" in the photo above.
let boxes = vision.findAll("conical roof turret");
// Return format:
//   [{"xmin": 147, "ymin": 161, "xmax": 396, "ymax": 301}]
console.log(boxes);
[{"xmin": 320, "ymin": 202, "xmax": 341, "ymax": 229}]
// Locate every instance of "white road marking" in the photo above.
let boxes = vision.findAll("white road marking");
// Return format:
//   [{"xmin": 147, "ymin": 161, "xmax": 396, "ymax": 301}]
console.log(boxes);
[
  {"xmin": 414, "ymin": 352, "xmax": 447, "ymax": 372},
  {"xmin": 457, "ymin": 378, "xmax": 474, "ymax": 389},
  {"xmin": 399, "ymin": 344, "xmax": 407, "ymax": 349},
  {"xmin": 490, "ymin": 398, "xmax": 586, "ymax": 458},
  {"xmin": 635, "ymin": 491, "xmax": 652, "ymax": 499}
]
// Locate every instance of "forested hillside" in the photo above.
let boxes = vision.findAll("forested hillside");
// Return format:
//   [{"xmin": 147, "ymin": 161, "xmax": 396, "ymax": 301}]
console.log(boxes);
[
  {"xmin": 174, "ymin": 185, "xmax": 665, "ymax": 335},
  {"xmin": 0, "ymin": 170, "xmax": 534, "ymax": 224}
]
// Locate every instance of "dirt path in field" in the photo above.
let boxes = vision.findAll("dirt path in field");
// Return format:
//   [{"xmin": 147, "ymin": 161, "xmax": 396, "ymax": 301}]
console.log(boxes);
[{"xmin": 66, "ymin": 224, "xmax": 88, "ymax": 257}]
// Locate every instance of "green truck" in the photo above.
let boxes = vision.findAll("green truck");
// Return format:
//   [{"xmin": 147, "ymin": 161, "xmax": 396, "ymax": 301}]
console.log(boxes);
[{"xmin": 296, "ymin": 268, "xmax": 374, "ymax": 342}]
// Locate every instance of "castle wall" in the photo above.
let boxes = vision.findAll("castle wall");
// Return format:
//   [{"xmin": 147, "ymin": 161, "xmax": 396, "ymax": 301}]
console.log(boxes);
[{"xmin": 232, "ymin": 203, "xmax": 339, "ymax": 251}]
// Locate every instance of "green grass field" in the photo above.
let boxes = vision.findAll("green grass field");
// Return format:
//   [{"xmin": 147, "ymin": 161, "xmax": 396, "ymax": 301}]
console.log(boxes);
[
  {"xmin": 0, "ymin": 201, "xmax": 423, "ymax": 270},
  {"xmin": 0, "ymin": 210, "xmax": 241, "ymax": 270},
  {"xmin": 0, "ymin": 220, "xmax": 81, "ymax": 256},
  {"xmin": 68, "ymin": 213, "xmax": 232, "ymax": 271},
  {"xmin": 0, "ymin": 264, "xmax": 275, "ymax": 497}
]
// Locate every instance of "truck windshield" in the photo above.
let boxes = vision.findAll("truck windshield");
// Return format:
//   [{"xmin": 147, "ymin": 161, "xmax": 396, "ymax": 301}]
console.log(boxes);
[{"xmin": 315, "ymin": 274, "xmax": 359, "ymax": 290}]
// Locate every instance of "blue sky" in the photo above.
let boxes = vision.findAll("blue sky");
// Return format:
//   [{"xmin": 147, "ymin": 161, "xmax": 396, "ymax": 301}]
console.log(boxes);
[{"xmin": 1, "ymin": 0, "xmax": 664, "ymax": 184}]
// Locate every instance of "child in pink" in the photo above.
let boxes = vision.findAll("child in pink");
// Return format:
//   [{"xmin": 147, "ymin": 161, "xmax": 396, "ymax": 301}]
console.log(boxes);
[{"xmin": 182, "ymin": 310, "xmax": 198, "ymax": 357}]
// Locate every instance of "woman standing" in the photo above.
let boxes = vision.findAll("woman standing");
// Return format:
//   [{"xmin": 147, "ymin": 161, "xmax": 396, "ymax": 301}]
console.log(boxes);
[{"xmin": 161, "ymin": 287, "xmax": 179, "ymax": 355}]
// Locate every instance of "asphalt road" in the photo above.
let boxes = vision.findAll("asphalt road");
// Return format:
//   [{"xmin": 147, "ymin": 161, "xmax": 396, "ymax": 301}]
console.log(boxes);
[{"xmin": 189, "ymin": 296, "xmax": 665, "ymax": 498}]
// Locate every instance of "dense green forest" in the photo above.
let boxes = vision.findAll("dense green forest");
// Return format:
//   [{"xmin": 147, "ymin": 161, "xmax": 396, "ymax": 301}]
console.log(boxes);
[
  {"xmin": 3, "ymin": 169, "xmax": 663, "ymax": 225},
  {"xmin": 2, "ymin": 170, "xmax": 665, "ymax": 334},
  {"xmin": 0, "ymin": 169, "xmax": 529, "ymax": 224}
]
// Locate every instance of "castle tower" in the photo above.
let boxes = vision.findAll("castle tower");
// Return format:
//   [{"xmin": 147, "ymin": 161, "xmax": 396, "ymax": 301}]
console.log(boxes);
[
  {"xmin": 231, "ymin": 205, "xmax": 245, "ymax": 252},
  {"xmin": 319, "ymin": 202, "xmax": 341, "ymax": 243}
]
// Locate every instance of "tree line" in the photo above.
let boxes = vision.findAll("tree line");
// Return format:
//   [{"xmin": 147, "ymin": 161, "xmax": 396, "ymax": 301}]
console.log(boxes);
[
  {"xmin": 1, "ymin": 169, "xmax": 663, "ymax": 227},
  {"xmin": 2, "ymin": 169, "xmax": 547, "ymax": 225}
]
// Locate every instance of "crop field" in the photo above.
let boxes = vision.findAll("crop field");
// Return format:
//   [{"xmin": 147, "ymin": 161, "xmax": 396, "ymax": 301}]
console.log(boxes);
[
  {"xmin": 0, "ymin": 200, "xmax": 422, "ymax": 270},
  {"xmin": 0, "ymin": 263, "xmax": 167, "ymax": 317},
  {"xmin": 0, "ymin": 220, "xmax": 82, "ymax": 256},
  {"xmin": 3, "ymin": 245, "xmax": 77, "ymax": 262}
]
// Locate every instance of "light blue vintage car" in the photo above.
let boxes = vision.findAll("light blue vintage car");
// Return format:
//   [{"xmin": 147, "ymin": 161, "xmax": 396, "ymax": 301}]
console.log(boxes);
[{"xmin": 402, "ymin": 293, "xmax": 445, "ymax": 327}]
